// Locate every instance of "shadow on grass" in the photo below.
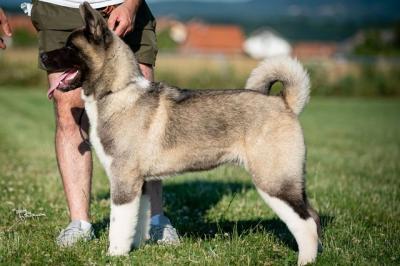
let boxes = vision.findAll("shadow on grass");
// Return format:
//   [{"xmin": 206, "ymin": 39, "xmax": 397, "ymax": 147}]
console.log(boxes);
[{"xmin": 93, "ymin": 180, "xmax": 334, "ymax": 251}]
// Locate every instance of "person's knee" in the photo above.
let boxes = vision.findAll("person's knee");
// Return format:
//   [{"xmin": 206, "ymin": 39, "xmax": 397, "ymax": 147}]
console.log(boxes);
[
  {"xmin": 53, "ymin": 86, "xmax": 82, "ymax": 105},
  {"xmin": 56, "ymin": 113, "xmax": 80, "ymax": 134},
  {"xmin": 53, "ymin": 93, "xmax": 84, "ymax": 134}
]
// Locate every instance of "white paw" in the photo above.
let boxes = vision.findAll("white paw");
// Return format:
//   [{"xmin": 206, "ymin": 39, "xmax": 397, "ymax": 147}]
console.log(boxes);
[
  {"xmin": 297, "ymin": 254, "xmax": 316, "ymax": 266},
  {"xmin": 107, "ymin": 246, "xmax": 130, "ymax": 256}
]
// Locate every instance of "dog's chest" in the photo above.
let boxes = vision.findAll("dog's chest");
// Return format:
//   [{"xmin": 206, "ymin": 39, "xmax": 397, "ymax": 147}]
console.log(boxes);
[{"xmin": 84, "ymin": 97, "xmax": 113, "ymax": 177}]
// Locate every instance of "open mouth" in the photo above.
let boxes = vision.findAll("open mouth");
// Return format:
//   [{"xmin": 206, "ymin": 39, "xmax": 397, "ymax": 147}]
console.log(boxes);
[{"xmin": 47, "ymin": 68, "xmax": 81, "ymax": 99}]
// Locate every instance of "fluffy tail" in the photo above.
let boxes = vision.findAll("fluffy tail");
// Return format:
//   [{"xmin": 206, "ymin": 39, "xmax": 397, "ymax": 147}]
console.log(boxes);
[{"xmin": 245, "ymin": 57, "xmax": 310, "ymax": 115}]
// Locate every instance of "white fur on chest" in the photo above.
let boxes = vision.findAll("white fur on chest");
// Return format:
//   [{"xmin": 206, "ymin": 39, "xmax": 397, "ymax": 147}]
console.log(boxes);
[{"xmin": 82, "ymin": 94, "xmax": 113, "ymax": 178}]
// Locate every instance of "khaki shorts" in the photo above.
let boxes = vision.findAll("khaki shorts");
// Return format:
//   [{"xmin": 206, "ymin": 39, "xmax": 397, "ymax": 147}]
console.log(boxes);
[{"xmin": 30, "ymin": 0, "xmax": 158, "ymax": 70}]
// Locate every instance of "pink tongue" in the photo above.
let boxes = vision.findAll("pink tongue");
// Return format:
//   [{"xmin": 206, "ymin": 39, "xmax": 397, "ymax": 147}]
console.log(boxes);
[{"xmin": 47, "ymin": 69, "xmax": 78, "ymax": 100}]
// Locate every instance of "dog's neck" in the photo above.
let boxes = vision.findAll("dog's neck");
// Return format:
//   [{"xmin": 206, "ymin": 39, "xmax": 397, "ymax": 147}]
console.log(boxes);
[
  {"xmin": 84, "ymin": 36, "xmax": 148, "ymax": 100},
  {"xmin": 110, "ymin": 37, "xmax": 142, "ymax": 77}
]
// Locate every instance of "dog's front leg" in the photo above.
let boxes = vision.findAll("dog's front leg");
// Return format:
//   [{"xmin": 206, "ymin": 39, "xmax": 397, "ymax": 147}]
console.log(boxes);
[
  {"xmin": 132, "ymin": 193, "xmax": 151, "ymax": 248},
  {"xmin": 108, "ymin": 178, "xmax": 144, "ymax": 256}
]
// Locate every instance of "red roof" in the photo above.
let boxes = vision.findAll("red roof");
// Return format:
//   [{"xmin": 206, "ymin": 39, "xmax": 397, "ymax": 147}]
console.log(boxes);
[
  {"xmin": 292, "ymin": 42, "xmax": 337, "ymax": 59},
  {"xmin": 180, "ymin": 22, "xmax": 244, "ymax": 55}
]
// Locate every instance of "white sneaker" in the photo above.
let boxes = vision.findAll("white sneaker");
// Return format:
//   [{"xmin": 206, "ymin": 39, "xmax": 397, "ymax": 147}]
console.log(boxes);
[
  {"xmin": 56, "ymin": 220, "xmax": 95, "ymax": 247},
  {"xmin": 149, "ymin": 215, "xmax": 180, "ymax": 245}
]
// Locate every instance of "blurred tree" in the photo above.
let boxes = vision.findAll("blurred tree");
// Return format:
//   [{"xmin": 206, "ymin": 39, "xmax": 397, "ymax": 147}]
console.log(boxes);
[
  {"xmin": 393, "ymin": 21, "xmax": 400, "ymax": 48},
  {"xmin": 12, "ymin": 28, "xmax": 37, "ymax": 47},
  {"xmin": 156, "ymin": 29, "xmax": 177, "ymax": 52},
  {"xmin": 354, "ymin": 24, "xmax": 400, "ymax": 56}
]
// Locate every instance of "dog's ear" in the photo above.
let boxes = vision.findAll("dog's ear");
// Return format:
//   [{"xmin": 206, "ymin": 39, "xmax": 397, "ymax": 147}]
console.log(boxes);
[{"xmin": 79, "ymin": 2, "xmax": 112, "ymax": 45}]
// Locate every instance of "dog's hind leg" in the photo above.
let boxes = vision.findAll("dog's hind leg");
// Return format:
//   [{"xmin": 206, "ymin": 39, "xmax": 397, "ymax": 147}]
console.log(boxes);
[
  {"xmin": 247, "ymin": 139, "xmax": 320, "ymax": 265},
  {"xmin": 108, "ymin": 175, "xmax": 144, "ymax": 256},
  {"xmin": 255, "ymin": 185, "xmax": 319, "ymax": 266}
]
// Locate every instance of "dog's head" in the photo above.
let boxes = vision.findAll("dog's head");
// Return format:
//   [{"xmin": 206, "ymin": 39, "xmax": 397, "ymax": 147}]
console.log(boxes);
[{"xmin": 40, "ymin": 2, "xmax": 115, "ymax": 96}]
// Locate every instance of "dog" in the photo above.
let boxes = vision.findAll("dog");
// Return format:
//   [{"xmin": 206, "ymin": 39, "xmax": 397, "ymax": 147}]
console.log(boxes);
[{"xmin": 40, "ymin": 3, "xmax": 321, "ymax": 265}]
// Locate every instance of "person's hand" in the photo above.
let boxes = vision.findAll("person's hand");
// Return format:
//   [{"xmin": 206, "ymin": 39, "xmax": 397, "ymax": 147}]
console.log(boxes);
[
  {"xmin": 108, "ymin": 1, "xmax": 140, "ymax": 37},
  {"xmin": 0, "ymin": 8, "xmax": 12, "ymax": 49}
]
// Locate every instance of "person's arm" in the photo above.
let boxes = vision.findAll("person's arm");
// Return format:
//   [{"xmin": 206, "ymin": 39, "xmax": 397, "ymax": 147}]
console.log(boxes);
[
  {"xmin": 0, "ymin": 8, "xmax": 12, "ymax": 49},
  {"xmin": 108, "ymin": 0, "xmax": 142, "ymax": 37}
]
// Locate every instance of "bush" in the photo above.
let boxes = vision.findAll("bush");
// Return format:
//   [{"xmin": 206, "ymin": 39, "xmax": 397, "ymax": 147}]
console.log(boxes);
[
  {"xmin": 307, "ymin": 63, "xmax": 400, "ymax": 97},
  {"xmin": 157, "ymin": 30, "xmax": 178, "ymax": 52},
  {"xmin": 156, "ymin": 67, "xmax": 247, "ymax": 90},
  {"xmin": 353, "ymin": 25, "xmax": 400, "ymax": 56},
  {"xmin": 0, "ymin": 60, "xmax": 45, "ymax": 87},
  {"xmin": 12, "ymin": 29, "xmax": 37, "ymax": 47}
]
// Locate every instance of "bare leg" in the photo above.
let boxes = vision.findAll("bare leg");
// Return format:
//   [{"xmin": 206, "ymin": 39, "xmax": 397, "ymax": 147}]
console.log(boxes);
[
  {"xmin": 49, "ymin": 72, "xmax": 92, "ymax": 222},
  {"xmin": 145, "ymin": 180, "xmax": 163, "ymax": 216},
  {"xmin": 138, "ymin": 63, "xmax": 164, "ymax": 217}
]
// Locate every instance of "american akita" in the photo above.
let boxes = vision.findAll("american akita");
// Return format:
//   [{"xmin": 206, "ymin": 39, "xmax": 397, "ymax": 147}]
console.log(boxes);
[{"xmin": 41, "ymin": 3, "xmax": 321, "ymax": 265}]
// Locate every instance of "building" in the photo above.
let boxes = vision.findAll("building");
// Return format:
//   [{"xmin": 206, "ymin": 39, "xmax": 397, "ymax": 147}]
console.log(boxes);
[
  {"xmin": 244, "ymin": 29, "xmax": 292, "ymax": 59},
  {"xmin": 180, "ymin": 22, "xmax": 245, "ymax": 55},
  {"xmin": 292, "ymin": 42, "xmax": 338, "ymax": 59}
]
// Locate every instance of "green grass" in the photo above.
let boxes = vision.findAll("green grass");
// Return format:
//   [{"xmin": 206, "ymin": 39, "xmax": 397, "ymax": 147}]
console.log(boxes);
[{"xmin": 0, "ymin": 88, "xmax": 399, "ymax": 265}]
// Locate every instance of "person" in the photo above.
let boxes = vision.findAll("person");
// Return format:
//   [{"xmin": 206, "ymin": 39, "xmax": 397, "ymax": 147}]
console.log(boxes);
[
  {"xmin": 0, "ymin": 7, "xmax": 12, "ymax": 49},
  {"xmin": 29, "ymin": 0, "xmax": 179, "ymax": 246}
]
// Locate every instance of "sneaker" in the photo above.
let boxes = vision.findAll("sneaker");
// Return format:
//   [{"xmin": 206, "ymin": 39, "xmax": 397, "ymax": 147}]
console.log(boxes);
[
  {"xmin": 56, "ymin": 220, "xmax": 95, "ymax": 247},
  {"xmin": 149, "ymin": 215, "xmax": 180, "ymax": 245}
]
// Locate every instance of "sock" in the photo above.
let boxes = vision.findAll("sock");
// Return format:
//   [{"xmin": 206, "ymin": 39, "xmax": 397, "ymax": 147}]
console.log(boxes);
[
  {"xmin": 79, "ymin": 220, "xmax": 92, "ymax": 230},
  {"xmin": 151, "ymin": 214, "xmax": 170, "ymax": 226}
]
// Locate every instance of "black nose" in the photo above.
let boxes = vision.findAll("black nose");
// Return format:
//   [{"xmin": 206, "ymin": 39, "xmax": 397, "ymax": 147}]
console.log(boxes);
[{"xmin": 40, "ymin": 53, "xmax": 48, "ymax": 62}]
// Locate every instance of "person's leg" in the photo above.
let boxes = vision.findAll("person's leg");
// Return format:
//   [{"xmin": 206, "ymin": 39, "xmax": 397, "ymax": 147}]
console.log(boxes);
[
  {"xmin": 51, "ymin": 73, "xmax": 92, "ymax": 221},
  {"xmin": 145, "ymin": 180, "xmax": 164, "ymax": 216},
  {"xmin": 49, "ymin": 72, "xmax": 94, "ymax": 246}
]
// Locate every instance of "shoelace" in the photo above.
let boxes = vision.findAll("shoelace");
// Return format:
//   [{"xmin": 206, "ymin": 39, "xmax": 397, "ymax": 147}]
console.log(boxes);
[{"xmin": 58, "ymin": 226, "xmax": 83, "ymax": 238}]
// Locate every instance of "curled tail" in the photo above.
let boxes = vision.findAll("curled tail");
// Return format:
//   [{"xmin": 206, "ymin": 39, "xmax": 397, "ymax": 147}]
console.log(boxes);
[{"xmin": 245, "ymin": 57, "xmax": 310, "ymax": 115}]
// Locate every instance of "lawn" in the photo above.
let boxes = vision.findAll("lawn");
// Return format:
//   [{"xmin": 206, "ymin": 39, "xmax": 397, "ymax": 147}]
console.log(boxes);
[{"xmin": 0, "ymin": 88, "xmax": 399, "ymax": 265}]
